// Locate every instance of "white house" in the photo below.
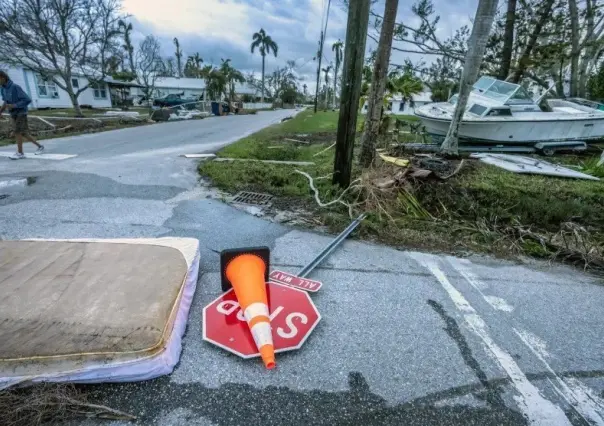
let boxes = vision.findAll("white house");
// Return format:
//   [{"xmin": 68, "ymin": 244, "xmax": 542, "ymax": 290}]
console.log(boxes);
[
  {"xmin": 129, "ymin": 76, "xmax": 206, "ymax": 100},
  {"xmin": 361, "ymin": 91, "xmax": 434, "ymax": 115},
  {"xmin": 0, "ymin": 65, "xmax": 112, "ymax": 109}
]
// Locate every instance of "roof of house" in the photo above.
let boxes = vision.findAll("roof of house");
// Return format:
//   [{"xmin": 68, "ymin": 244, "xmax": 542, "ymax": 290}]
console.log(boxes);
[{"xmin": 152, "ymin": 77, "xmax": 206, "ymax": 90}]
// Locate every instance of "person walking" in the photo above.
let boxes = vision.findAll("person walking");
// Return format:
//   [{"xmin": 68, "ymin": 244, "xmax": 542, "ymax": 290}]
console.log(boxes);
[{"xmin": 0, "ymin": 70, "xmax": 44, "ymax": 160}]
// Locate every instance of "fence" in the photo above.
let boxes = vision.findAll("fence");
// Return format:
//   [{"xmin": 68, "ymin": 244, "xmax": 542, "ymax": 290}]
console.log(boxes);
[{"xmin": 243, "ymin": 102, "xmax": 273, "ymax": 110}]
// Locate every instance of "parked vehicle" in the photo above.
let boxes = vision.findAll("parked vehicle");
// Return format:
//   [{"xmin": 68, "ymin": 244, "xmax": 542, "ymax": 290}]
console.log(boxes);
[{"xmin": 153, "ymin": 94, "xmax": 189, "ymax": 108}]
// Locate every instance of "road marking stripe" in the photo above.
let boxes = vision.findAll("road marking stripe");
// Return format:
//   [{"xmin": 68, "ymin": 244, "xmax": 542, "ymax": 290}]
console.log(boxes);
[
  {"xmin": 515, "ymin": 328, "xmax": 604, "ymax": 425},
  {"xmin": 0, "ymin": 152, "xmax": 77, "ymax": 160},
  {"xmin": 409, "ymin": 253, "xmax": 572, "ymax": 426},
  {"xmin": 447, "ymin": 257, "xmax": 514, "ymax": 312}
]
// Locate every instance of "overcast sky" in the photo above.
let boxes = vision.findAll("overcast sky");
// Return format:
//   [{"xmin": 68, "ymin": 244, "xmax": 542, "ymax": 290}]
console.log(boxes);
[{"xmin": 121, "ymin": 0, "xmax": 478, "ymax": 92}]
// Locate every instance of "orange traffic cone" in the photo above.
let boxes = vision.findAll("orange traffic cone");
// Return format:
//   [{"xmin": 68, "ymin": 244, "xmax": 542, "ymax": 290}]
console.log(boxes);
[{"xmin": 222, "ymin": 248, "xmax": 275, "ymax": 369}]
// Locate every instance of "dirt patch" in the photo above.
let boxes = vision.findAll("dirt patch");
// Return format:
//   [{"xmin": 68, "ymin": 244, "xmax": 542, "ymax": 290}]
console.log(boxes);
[{"xmin": 273, "ymin": 131, "xmax": 336, "ymax": 145}]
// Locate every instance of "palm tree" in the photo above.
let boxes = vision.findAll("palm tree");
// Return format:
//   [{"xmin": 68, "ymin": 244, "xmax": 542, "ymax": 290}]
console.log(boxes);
[
  {"xmin": 201, "ymin": 65, "xmax": 227, "ymax": 101},
  {"xmin": 322, "ymin": 65, "xmax": 332, "ymax": 109},
  {"xmin": 250, "ymin": 28, "xmax": 278, "ymax": 103},
  {"xmin": 220, "ymin": 59, "xmax": 246, "ymax": 102},
  {"xmin": 184, "ymin": 53, "xmax": 203, "ymax": 78},
  {"xmin": 173, "ymin": 38, "xmax": 183, "ymax": 77},
  {"xmin": 440, "ymin": 0, "xmax": 499, "ymax": 155},
  {"xmin": 332, "ymin": 40, "xmax": 344, "ymax": 108},
  {"xmin": 118, "ymin": 20, "xmax": 134, "ymax": 73},
  {"xmin": 387, "ymin": 71, "xmax": 424, "ymax": 110}
]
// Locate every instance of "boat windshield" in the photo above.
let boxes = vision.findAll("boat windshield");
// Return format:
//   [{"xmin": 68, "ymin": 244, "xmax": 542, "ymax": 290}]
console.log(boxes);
[
  {"xmin": 481, "ymin": 80, "xmax": 518, "ymax": 102},
  {"xmin": 473, "ymin": 76, "xmax": 496, "ymax": 92},
  {"xmin": 449, "ymin": 94, "xmax": 458, "ymax": 105}
]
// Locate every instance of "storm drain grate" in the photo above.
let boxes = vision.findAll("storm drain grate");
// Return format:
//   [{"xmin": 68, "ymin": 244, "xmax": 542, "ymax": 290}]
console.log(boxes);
[{"xmin": 232, "ymin": 191, "xmax": 274, "ymax": 206}]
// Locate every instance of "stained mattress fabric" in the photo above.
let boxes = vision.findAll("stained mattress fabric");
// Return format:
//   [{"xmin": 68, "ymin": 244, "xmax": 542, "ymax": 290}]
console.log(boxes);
[{"xmin": 0, "ymin": 237, "xmax": 200, "ymax": 389}]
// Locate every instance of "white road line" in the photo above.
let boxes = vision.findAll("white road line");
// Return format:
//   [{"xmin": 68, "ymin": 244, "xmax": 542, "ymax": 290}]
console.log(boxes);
[
  {"xmin": 0, "ymin": 152, "xmax": 77, "ymax": 160},
  {"xmin": 410, "ymin": 253, "xmax": 572, "ymax": 426},
  {"xmin": 447, "ymin": 257, "xmax": 515, "ymax": 312},
  {"xmin": 515, "ymin": 328, "xmax": 604, "ymax": 425}
]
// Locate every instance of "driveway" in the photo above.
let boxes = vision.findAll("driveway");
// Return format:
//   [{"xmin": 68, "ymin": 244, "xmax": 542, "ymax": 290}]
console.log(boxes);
[{"xmin": 1, "ymin": 110, "xmax": 603, "ymax": 426}]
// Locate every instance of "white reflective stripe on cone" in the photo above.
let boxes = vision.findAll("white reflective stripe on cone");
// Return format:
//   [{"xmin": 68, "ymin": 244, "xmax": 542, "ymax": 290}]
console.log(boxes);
[
  {"xmin": 250, "ymin": 322, "xmax": 273, "ymax": 348},
  {"xmin": 244, "ymin": 302, "xmax": 270, "ymax": 322}
]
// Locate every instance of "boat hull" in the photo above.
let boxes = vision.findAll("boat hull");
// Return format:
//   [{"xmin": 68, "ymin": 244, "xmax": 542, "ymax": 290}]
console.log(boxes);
[{"xmin": 416, "ymin": 114, "xmax": 604, "ymax": 144}]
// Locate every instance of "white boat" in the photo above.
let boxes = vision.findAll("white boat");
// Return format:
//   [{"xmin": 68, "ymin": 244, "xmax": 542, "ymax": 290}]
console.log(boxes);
[{"xmin": 415, "ymin": 76, "xmax": 604, "ymax": 145}]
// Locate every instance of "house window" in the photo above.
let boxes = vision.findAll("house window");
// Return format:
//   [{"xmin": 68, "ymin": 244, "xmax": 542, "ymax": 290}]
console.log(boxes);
[
  {"xmin": 71, "ymin": 78, "xmax": 79, "ymax": 89},
  {"xmin": 35, "ymin": 75, "xmax": 59, "ymax": 98},
  {"xmin": 387, "ymin": 102, "xmax": 393, "ymax": 111},
  {"xmin": 399, "ymin": 101, "xmax": 405, "ymax": 111},
  {"xmin": 90, "ymin": 83, "xmax": 107, "ymax": 99}
]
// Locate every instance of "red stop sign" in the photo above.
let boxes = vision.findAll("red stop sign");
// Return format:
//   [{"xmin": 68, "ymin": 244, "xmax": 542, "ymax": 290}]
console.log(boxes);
[{"xmin": 202, "ymin": 282, "xmax": 321, "ymax": 359}]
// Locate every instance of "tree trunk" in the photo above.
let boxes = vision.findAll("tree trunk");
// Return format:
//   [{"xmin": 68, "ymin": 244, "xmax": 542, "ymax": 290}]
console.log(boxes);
[
  {"xmin": 510, "ymin": 0, "xmax": 556, "ymax": 83},
  {"xmin": 498, "ymin": 0, "xmax": 517, "ymax": 80},
  {"xmin": 324, "ymin": 81, "xmax": 329, "ymax": 109},
  {"xmin": 68, "ymin": 92, "xmax": 83, "ymax": 117},
  {"xmin": 358, "ymin": 0, "xmax": 399, "ymax": 168},
  {"xmin": 332, "ymin": 0, "xmax": 371, "ymax": 188},
  {"xmin": 261, "ymin": 54, "xmax": 265, "ymax": 103},
  {"xmin": 128, "ymin": 48, "xmax": 135, "ymax": 74},
  {"xmin": 440, "ymin": 0, "xmax": 500, "ymax": 155},
  {"xmin": 568, "ymin": 0, "xmax": 580, "ymax": 97},
  {"xmin": 333, "ymin": 63, "xmax": 339, "ymax": 108}
]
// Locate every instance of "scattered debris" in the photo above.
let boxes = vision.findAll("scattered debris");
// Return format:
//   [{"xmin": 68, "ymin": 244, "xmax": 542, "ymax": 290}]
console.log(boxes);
[
  {"xmin": 378, "ymin": 153, "xmax": 409, "ymax": 167},
  {"xmin": 471, "ymin": 153, "xmax": 600, "ymax": 181},
  {"xmin": 0, "ymin": 383, "xmax": 136, "ymax": 426},
  {"xmin": 281, "ymin": 116, "xmax": 293, "ymax": 122},
  {"xmin": 103, "ymin": 111, "xmax": 140, "ymax": 118},
  {"xmin": 213, "ymin": 158, "xmax": 315, "ymax": 166},
  {"xmin": 150, "ymin": 109, "xmax": 172, "ymax": 122}
]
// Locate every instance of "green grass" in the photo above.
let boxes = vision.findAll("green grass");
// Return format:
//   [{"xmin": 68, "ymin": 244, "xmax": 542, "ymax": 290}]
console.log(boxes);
[{"xmin": 200, "ymin": 109, "xmax": 604, "ymax": 268}]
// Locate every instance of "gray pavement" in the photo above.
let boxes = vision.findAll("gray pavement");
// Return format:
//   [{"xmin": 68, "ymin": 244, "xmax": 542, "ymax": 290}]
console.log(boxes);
[{"xmin": 1, "ymin": 110, "xmax": 603, "ymax": 426}]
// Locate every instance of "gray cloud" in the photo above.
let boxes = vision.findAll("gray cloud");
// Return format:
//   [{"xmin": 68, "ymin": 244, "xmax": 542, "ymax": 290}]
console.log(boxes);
[{"xmin": 126, "ymin": 0, "xmax": 475, "ymax": 91}]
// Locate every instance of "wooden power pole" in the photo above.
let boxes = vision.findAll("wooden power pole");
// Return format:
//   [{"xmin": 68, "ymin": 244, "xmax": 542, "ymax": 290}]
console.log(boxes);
[{"xmin": 332, "ymin": 0, "xmax": 371, "ymax": 188}]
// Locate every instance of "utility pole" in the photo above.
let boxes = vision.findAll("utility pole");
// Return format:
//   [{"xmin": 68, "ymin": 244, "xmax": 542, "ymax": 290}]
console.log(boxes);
[
  {"xmin": 332, "ymin": 0, "xmax": 371, "ymax": 188},
  {"xmin": 313, "ymin": 36, "xmax": 324, "ymax": 113},
  {"xmin": 314, "ymin": 0, "xmax": 332, "ymax": 113}
]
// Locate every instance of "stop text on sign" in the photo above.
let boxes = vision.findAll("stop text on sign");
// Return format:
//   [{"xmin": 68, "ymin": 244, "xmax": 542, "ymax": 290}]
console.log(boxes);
[
  {"xmin": 216, "ymin": 300, "xmax": 308, "ymax": 339},
  {"xmin": 269, "ymin": 270, "xmax": 322, "ymax": 292}
]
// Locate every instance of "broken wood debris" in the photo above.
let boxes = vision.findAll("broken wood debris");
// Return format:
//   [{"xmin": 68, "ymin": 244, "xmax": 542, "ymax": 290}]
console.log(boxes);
[{"xmin": 284, "ymin": 138, "xmax": 310, "ymax": 144}]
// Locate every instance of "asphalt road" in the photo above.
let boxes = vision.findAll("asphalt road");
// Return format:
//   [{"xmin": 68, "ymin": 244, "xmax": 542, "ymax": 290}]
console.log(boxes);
[{"xmin": 1, "ymin": 110, "xmax": 603, "ymax": 426}]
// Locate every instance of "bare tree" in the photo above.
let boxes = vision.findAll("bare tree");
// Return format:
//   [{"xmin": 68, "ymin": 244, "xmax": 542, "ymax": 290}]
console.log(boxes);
[
  {"xmin": 135, "ymin": 35, "xmax": 163, "ymax": 110},
  {"xmin": 0, "ymin": 0, "xmax": 122, "ymax": 116},
  {"xmin": 440, "ymin": 0, "xmax": 499, "ymax": 155},
  {"xmin": 359, "ymin": 0, "xmax": 399, "ymax": 167}
]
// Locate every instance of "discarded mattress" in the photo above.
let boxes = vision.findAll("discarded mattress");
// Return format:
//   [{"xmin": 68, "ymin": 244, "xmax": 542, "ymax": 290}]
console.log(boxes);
[
  {"xmin": 470, "ymin": 153, "xmax": 600, "ymax": 181},
  {"xmin": 0, "ymin": 237, "xmax": 200, "ymax": 389}
]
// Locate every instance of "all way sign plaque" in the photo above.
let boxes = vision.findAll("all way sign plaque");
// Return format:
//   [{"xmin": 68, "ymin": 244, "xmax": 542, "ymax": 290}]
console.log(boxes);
[{"xmin": 270, "ymin": 270, "xmax": 322, "ymax": 292}]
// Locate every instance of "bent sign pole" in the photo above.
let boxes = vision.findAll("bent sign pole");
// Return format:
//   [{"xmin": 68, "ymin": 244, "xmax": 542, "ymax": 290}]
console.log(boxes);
[{"xmin": 269, "ymin": 213, "xmax": 366, "ymax": 293}]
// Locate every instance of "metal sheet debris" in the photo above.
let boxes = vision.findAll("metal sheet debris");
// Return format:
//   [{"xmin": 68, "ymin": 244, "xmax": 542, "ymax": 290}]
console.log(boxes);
[{"xmin": 471, "ymin": 153, "xmax": 600, "ymax": 181}]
